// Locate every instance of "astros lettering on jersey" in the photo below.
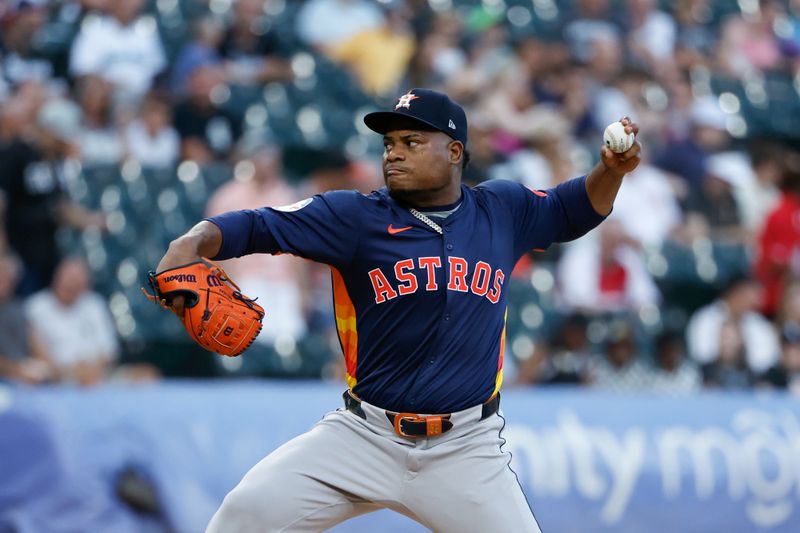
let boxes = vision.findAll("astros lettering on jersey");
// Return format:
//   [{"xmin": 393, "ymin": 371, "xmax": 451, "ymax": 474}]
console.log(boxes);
[{"xmin": 208, "ymin": 176, "xmax": 605, "ymax": 414}]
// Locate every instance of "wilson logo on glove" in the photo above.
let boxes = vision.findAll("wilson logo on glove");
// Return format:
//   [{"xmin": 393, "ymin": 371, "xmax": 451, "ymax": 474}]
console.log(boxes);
[
  {"xmin": 141, "ymin": 259, "xmax": 265, "ymax": 357},
  {"xmin": 163, "ymin": 274, "xmax": 197, "ymax": 283}
]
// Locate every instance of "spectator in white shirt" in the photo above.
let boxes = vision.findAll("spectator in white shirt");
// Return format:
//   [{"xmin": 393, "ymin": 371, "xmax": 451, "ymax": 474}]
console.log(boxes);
[
  {"xmin": 557, "ymin": 219, "xmax": 661, "ymax": 313},
  {"xmin": 686, "ymin": 275, "xmax": 780, "ymax": 374},
  {"xmin": 76, "ymin": 75, "xmax": 124, "ymax": 165},
  {"xmin": 124, "ymin": 92, "xmax": 179, "ymax": 168},
  {"xmin": 626, "ymin": 0, "xmax": 677, "ymax": 70},
  {"xmin": 706, "ymin": 149, "xmax": 780, "ymax": 237},
  {"xmin": 69, "ymin": 0, "xmax": 166, "ymax": 98},
  {"xmin": 0, "ymin": 251, "xmax": 56, "ymax": 384},
  {"xmin": 296, "ymin": 0, "xmax": 384, "ymax": 52},
  {"xmin": 0, "ymin": 1, "xmax": 53, "ymax": 87},
  {"xmin": 609, "ymin": 163, "xmax": 682, "ymax": 247},
  {"xmin": 25, "ymin": 257, "xmax": 119, "ymax": 386},
  {"xmin": 563, "ymin": 0, "xmax": 621, "ymax": 64}
]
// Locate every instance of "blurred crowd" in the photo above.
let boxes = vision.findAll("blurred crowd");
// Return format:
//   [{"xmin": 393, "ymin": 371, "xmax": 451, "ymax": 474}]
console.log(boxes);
[{"xmin": 1, "ymin": 0, "xmax": 800, "ymax": 395}]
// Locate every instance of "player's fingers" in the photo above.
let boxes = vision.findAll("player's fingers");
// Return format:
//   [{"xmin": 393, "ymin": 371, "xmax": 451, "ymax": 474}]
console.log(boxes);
[
  {"xmin": 601, "ymin": 148, "xmax": 624, "ymax": 172},
  {"xmin": 621, "ymin": 141, "xmax": 642, "ymax": 161},
  {"xmin": 174, "ymin": 296, "xmax": 186, "ymax": 318},
  {"xmin": 618, "ymin": 117, "xmax": 639, "ymax": 136},
  {"xmin": 624, "ymin": 122, "xmax": 639, "ymax": 136},
  {"xmin": 169, "ymin": 295, "xmax": 186, "ymax": 318}
]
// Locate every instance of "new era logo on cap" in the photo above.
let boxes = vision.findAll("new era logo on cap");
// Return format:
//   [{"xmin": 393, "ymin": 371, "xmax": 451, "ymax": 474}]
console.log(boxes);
[{"xmin": 364, "ymin": 88, "xmax": 468, "ymax": 146}]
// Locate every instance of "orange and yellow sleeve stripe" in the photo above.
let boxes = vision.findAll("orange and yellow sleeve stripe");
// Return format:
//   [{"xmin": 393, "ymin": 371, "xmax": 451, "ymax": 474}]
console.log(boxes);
[
  {"xmin": 331, "ymin": 268, "xmax": 358, "ymax": 389},
  {"xmin": 491, "ymin": 307, "xmax": 507, "ymax": 400}
]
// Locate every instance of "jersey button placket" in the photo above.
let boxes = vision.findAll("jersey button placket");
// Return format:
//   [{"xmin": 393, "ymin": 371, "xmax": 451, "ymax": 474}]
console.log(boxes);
[{"xmin": 442, "ymin": 233, "xmax": 454, "ymax": 355}]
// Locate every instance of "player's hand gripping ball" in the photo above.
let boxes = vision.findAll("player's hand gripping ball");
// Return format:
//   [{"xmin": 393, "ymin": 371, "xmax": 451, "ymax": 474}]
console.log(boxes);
[
  {"xmin": 142, "ymin": 259, "xmax": 265, "ymax": 357},
  {"xmin": 603, "ymin": 121, "xmax": 635, "ymax": 153},
  {"xmin": 600, "ymin": 117, "xmax": 642, "ymax": 177}
]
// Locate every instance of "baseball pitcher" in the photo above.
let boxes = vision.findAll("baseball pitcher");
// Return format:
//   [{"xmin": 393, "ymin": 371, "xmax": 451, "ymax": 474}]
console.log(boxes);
[{"xmin": 146, "ymin": 89, "xmax": 641, "ymax": 532}]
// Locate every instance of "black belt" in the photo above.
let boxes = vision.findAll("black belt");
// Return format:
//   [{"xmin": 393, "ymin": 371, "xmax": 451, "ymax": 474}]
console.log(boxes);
[{"xmin": 343, "ymin": 391, "xmax": 500, "ymax": 438}]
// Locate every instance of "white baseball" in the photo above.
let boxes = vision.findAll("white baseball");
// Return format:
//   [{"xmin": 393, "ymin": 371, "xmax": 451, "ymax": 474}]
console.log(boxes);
[{"xmin": 603, "ymin": 121, "xmax": 635, "ymax": 154}]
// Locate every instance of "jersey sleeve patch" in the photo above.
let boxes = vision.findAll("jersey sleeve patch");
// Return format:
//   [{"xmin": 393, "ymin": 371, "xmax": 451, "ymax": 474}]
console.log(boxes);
[{"xmin": 272, "ymin": 198, "xmax": 313, "ymax": 212}]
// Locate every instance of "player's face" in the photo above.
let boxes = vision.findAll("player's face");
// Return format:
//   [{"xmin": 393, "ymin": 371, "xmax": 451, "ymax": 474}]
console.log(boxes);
[{"xmin": 382, "ymin": 127, "xmax": 462, "ymax": 206}]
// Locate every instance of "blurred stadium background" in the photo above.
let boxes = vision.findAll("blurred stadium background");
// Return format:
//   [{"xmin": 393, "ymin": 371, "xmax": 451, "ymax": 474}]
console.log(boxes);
[{"xmin": 1, "ymin": 0, "xmax": 800, "ymax": 531}]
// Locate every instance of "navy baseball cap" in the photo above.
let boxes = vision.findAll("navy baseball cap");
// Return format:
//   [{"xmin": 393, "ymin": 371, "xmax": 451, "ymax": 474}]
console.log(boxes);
[{"xmin": 364, "ymin": 88, "xmax": 468, "ymax": 146}]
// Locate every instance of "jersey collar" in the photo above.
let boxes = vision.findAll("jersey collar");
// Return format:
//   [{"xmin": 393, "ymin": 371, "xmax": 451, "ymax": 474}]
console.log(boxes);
[{"xmin": 376, "ymin": 184, "xmax": 472, "ymax": 229}]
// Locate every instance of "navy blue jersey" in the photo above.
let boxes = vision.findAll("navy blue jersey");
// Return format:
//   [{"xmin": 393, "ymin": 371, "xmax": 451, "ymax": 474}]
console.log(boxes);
[{"xmin": 208, "ymin": 177, "xmax": 605, "ymax": 412}]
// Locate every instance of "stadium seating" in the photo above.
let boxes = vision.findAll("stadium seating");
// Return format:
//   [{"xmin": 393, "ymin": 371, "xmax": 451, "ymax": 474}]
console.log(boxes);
[{"xmin": 49, "ymin": 0, "xmax": 799, "ymax": 378}]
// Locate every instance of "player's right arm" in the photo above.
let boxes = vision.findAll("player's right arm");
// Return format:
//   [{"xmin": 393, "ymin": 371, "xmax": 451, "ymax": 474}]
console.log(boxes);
[
  {"xmin": 204, "ymin": 191, "xmax": 361, "ymax": 265},
  {"xmin": 153, "ymin": 191, "xmax": 361, "ymax": 314},
  {"xmin": 156, "ymin": 220, "xmax": 223, "ymax": 273},
  {"xmin": 152, "ymin": 221, "xmax": 223, "ymax": 317}
]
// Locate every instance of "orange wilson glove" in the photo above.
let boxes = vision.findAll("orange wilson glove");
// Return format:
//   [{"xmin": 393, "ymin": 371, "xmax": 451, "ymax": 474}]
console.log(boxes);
[{"xmin": 142, "ymin": 259, "xmax": 265, "ymax": 357}]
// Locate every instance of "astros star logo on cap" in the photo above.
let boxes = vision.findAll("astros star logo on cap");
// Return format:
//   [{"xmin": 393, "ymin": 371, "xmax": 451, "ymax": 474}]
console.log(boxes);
[{"xmin": 394, "ymin": 91, "xmax": 419, "ymax": 110}]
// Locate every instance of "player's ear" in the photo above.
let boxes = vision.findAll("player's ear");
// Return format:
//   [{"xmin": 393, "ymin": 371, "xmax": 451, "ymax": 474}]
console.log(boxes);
[{"xmin": 448, "ymin": 141, "xmax": 463, "ymax": 166}]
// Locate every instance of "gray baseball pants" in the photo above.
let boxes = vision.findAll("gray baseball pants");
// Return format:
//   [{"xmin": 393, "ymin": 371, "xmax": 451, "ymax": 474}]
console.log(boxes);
[{"xmin": 206, "ymin": 395, "xmax": 542, "ymax": 533}]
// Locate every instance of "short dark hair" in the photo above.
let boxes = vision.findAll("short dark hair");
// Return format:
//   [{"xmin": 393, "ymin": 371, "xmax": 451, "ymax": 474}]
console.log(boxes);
[
  {"xmin": 783, "ymin": 151, "xmax": 800, "ymax": 193},
  {"xmin": 462, "ymin": 148, "xmax": 471, "ymax": 170},
  {"xmin": 655, "ymin": 331, "xmax": 684, "ymax": 354},
  {"xmin": 719, "ymin": 273, "xmax": 758, "ymax": 296}
]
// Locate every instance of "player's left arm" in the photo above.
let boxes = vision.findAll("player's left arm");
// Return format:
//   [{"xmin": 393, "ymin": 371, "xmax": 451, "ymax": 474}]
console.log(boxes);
[{"xmin": 584, "ymin": 117, "xmax": 641, "ymax": 215}]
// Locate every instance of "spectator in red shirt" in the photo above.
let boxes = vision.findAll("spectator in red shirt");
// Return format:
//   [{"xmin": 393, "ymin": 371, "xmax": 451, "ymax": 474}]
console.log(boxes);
[{"xmin": 755, "ymin": 150, "xmax": 800, "ymax": 317}]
